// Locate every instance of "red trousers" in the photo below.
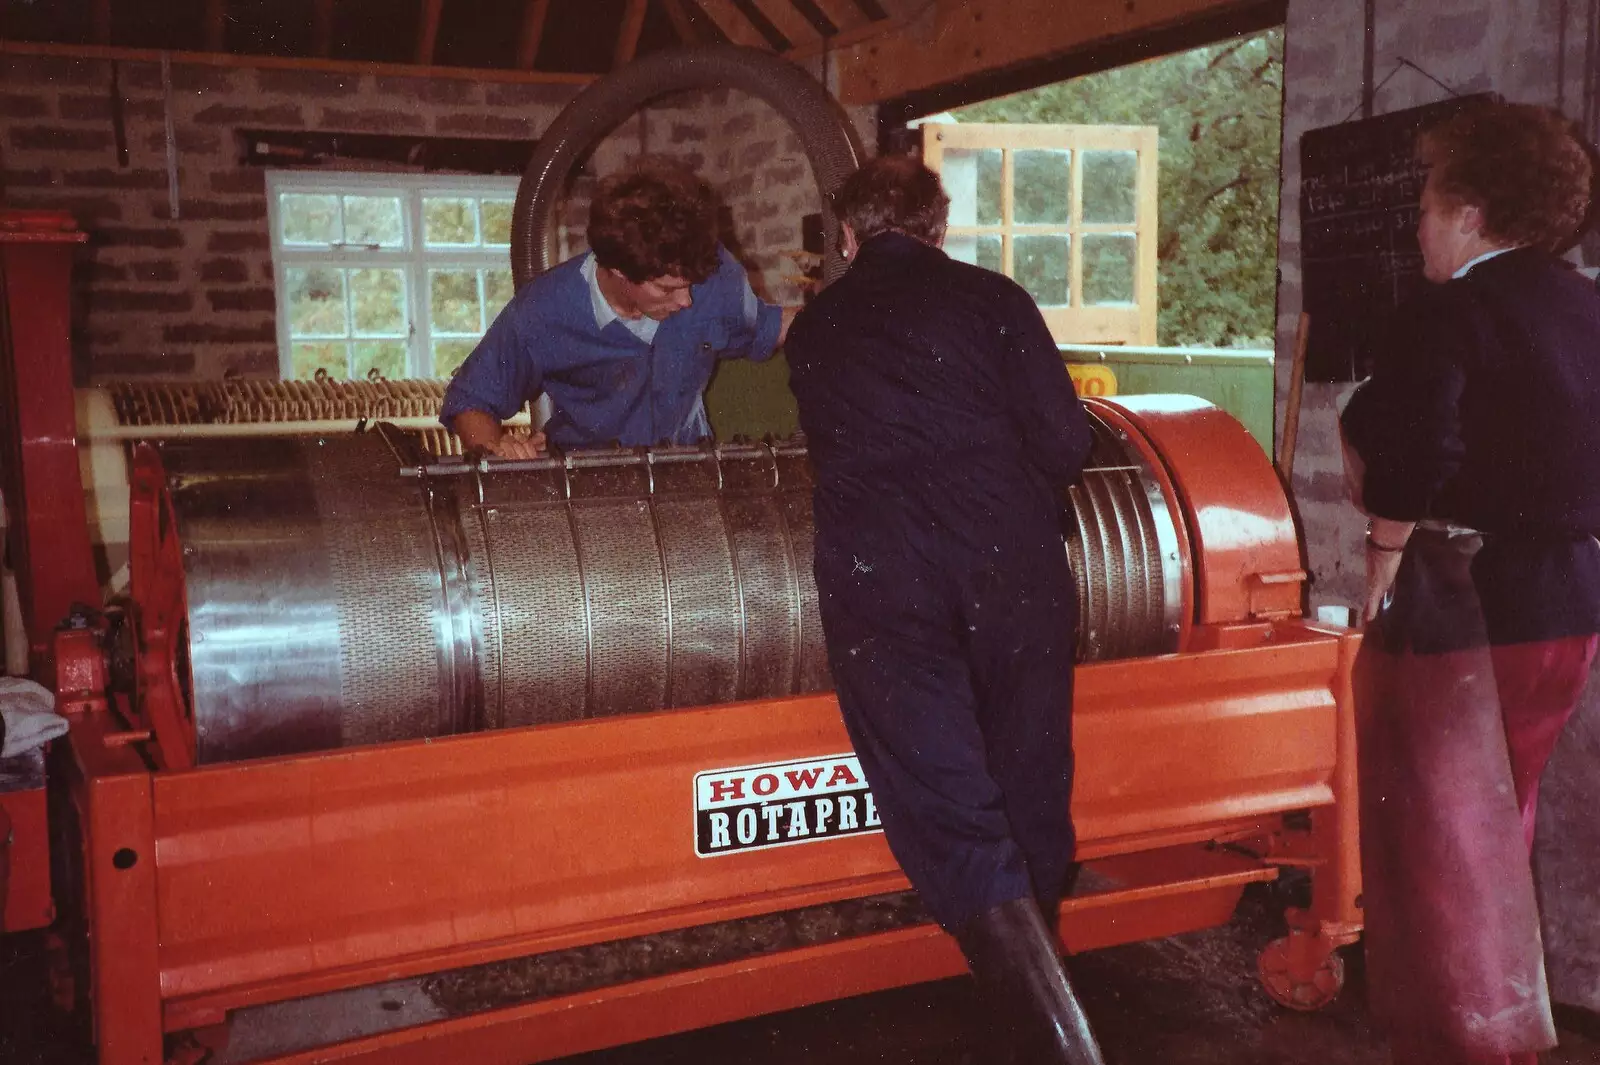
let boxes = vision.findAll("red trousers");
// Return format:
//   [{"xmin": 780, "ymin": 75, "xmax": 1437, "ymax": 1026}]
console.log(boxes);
[{"xmin": 1393, "ymin": 633, "xmax": 1598, "ymax": 1065}]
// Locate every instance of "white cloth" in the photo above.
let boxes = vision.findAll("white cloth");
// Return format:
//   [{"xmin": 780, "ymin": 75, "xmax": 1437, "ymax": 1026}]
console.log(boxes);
[
  {"xmin": 0, "ymin": 676, "xmax": 67, "ymax": 759},
  {"xmin": 1452, "ymin": 245, "xmax": 1518, "ymax": 279},
  {"xmin": 581, "ymin": 252, "xmax": 660, "ymax": 344}
]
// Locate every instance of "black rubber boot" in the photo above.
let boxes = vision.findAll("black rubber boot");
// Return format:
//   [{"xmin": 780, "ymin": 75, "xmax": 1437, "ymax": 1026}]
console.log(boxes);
[
  {"xmin": 1038, "ymin": 861, "xmax": 1081, "ymax": 944},
  {"xmin": 953, "ymin": 896, "xmax": 1106, "ymax": 1065}
]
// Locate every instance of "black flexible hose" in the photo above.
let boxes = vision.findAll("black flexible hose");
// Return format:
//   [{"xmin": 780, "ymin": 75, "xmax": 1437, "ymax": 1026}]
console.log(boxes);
[{"xmin": 511, "ymin": 44, "xmax": 864, "ymax": 290}]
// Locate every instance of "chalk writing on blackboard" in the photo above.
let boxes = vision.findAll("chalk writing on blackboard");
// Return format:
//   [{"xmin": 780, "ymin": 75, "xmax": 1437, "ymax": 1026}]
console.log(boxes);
[{"xmin": 1299, "ymin": 94, "xmax": 1496, "ymax": 382}]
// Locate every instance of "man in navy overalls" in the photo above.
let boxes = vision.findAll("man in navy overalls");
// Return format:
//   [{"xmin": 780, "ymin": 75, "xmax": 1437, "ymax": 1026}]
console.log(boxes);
[{"xmin": 787, "ymin": 154, "xmax": 1102, "ymax": 1065}]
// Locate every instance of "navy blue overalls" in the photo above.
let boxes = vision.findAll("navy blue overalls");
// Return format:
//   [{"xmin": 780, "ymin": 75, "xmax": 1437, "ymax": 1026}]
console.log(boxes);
[{"xmin": 786, "ymin": 232, "xmax": 1093, "ymax": 930}]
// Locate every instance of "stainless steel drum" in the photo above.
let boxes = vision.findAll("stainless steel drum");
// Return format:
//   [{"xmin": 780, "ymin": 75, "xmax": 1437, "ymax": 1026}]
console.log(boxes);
[{"xmin": 155, "ymin": 412, "xmax": 1185, "ymax": 764}]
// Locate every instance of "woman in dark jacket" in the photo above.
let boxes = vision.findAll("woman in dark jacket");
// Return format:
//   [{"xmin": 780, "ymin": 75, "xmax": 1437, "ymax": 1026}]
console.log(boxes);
[{"xmin": 1341, "ymin": 101, "xmax": 1600, "ymax": 1065}]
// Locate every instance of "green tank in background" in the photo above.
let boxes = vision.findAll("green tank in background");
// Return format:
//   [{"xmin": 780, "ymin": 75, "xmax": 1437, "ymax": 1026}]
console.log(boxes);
[
  {"xmin": 705, "ymin": 353, "xmax": 801, "ymax": 441},
  {"xmin": 706, "ymin": 344, "xmax": 1275, "ymax": 456},
  {"xmin": 1060, "ymin": 344, "xmax": 1275, "ymax": 455}
]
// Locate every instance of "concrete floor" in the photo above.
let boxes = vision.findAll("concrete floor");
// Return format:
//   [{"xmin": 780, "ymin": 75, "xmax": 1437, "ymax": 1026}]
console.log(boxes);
[{"xmin": 4, "ymin": 882, "xmax": 1598, "ymax": 1064}]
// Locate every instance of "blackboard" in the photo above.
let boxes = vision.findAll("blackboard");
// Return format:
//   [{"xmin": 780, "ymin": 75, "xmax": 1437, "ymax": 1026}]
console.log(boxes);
[{"xmin": 1299, "ymin": 94, "xmax": 1496, "ymax": 382}]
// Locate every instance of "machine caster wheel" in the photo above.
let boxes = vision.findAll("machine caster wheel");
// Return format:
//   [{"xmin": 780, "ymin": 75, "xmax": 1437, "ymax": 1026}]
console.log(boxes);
[{"xmin": 1258, "ymin": 933, "xmax": 1345, "ymax": 1010}]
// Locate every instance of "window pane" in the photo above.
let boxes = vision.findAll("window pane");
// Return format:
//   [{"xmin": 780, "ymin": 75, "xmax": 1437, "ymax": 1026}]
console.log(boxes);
[
  {"xmin": 481, "ymin": 200, "xmax": 514, "ymax": 246},
  {"xmin": 1014, "ymin": 149, "xmax": 1071, "ymax": 225},
  {"xmin": 350, "ymin": 268, "xmax": 407, "ymax": 335},
  {"xmin": 343, "ymin": 195, "xmax": 404, "ymax": 247},
  {"xmin": 354, "ymin": 340, "xmax": 408, "ymax": 379},
  {"xmin": 281, "ymin": 194, "xmax": 340, "ymax": 245},
  {"xmin": 431, "ymin": 270, "xmax": 482, "ymax": 333},
  {"xmin": 976, "ymin": 235, "xmax": 1003, "ymax": 274},
  {"xmin": 286, "ymin": 267, "xmax": 348, "ymax": 337},
  {"xmin": 433, "ymin": 339, "xmax": 476, "ymax": 378},
  {"xmin": 943, "ymin": 148, "xmax": 1002, "ymax": 226},
  {"xmin": 1082, "ymin": 151, "xmax": 1138, "ymax": 224},
  {"xmin": 945, "ymin": 234, "xmax": 1002, "ymax": 273},
  {"xmin": 1015, "ymin": 234, "xmax": 1070, "ymax": 307},
  {"xmin": 1083, "ymin": 233, "xmax": 1137, "ymax": 306},
  {"xmin": 424, "ymin": 197, "xmax": 479, "ymax": 246},
  {"xmin": 291, "ymin": 341, "xmax": 348, "ymax": 379},
  {"xmin": 484, "ymin": 269, "xmax": 515, "ymax": 321}
]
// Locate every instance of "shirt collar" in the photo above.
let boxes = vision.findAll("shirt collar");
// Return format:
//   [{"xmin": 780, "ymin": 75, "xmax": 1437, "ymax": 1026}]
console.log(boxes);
[
  {"xmin": 580, "ymin": 252, "xmax": 617, "ymax": 330},
  {"xmin": 579, "ymin": 251, "xmax": 660, "ymax": 344},
  {"xmin": 1453, "ymin": 246, "xmax": 1519, "ymax": 279}
]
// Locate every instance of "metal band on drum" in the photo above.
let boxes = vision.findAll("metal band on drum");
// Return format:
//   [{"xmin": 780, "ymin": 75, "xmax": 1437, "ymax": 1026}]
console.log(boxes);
[{"xmin": 159, "ymin": 416, "xmax": 1187, "ymax": 764}]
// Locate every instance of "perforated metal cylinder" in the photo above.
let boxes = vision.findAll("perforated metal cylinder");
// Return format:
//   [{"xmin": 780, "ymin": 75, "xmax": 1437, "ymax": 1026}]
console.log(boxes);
[
  {"xmin": 1064, "ymin": 414, "xmax": 1186, "ymax": 662},
  {"xmin": 158, "ymin": 414, "xmax": 1184, "ymax": 764},
  {"xmin": 162, "ymin": 432, "xmax": 833, "ymax": 762}
]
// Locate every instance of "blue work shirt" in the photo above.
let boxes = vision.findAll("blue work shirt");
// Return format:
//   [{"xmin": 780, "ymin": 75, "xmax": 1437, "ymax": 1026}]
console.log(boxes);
[{"xmin": 440, "ymin": 245, "xmax": 783, "ymax": 449}]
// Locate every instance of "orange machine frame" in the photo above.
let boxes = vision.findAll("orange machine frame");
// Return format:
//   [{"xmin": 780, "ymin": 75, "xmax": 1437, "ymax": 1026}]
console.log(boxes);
[
  {"xmin": 45, "ymin": 396, "xmax": 1362, "ymax": 1065},
  {"xmin": 2, "ymin": 212, "xmax": 1362, "ymax": 1065}
]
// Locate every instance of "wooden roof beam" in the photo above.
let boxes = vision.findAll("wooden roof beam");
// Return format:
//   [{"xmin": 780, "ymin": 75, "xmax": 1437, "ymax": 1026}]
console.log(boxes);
[
  {"xmin": 1, "ymin": 37, "xmax": 593, "ymax": 84},
  {"xmin": 744, "ymin": 0, "xmax": 820, "ymax": 51},
  {"xmin": 692, "ymin": 0, "xmax": 770, "ymax": 48},
  {"xmin": 312, "ymin": 0, "xmax": 335, "ymax": 57},
  {"xmin": 798, "ymin": 0, "xmax": 868, "ymax": 36},
  {"xmin": 659, "ymin": 0, "xmax": 700, "ymax": 44},
  {"xmin": 785, "ymin": 0, "xmax": 838, "ymax": 38},
  {"xmin": 728, "ymin": 0, "xmax": 792, "ymax": 49},
  {"xmin": 517, "ymin": 0, "xmax": 551, "ymax": 69},
  {"xmin": 92, "ymin": 0, "xmax": 112, "ymax": 45},
  {"xmin": 614, "ymin": 0, "xmax": 649, "ymax": 67},
  {"xmin": 416, "ymin": 0, "xmax": 443, "ymax": 66},
  {"xmin": 834, "ymin": 0, "xmax": 1251, "ymax": 104},
  {"xmin": 205, "ymin": 0, "xmax": 226, "ymax": 51}
]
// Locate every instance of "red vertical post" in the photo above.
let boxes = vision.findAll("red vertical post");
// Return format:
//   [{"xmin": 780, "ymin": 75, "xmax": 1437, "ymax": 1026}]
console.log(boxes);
[{"xmin": 0, "ymin": 211, "xmax": 98, "ymax": 678}]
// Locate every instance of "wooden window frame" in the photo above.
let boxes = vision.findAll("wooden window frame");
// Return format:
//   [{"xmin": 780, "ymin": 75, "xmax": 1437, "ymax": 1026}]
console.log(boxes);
[{"xmin": 922, "ymin": 122, "xmax": 1159, "ymax": 345}]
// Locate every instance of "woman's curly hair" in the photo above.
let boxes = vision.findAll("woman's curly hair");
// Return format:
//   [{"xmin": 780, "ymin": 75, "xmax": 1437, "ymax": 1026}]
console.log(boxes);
[
  {"xmin": 588, "ymin": 158, "xmax": 721, "ymax": 284},
  {"xmin": 1420, "ymin": 101, "xmax": 1595, "ymax": 251}
]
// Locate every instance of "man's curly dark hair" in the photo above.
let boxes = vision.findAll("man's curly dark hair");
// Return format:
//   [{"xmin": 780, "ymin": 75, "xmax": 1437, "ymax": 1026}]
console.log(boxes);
[
  {"xmin": 587, "ymin": 158, "xmax": 721, "ymax": 284},
  {"xmin": 1420, "ymin": 102, "xmax": 1594, "ymax": 252}
]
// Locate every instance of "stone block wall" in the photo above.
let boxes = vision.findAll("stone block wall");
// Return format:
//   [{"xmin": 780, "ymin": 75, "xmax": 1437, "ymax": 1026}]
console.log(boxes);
[
  {"xmin": 0, "ymin": 54, "xmax": 580, "ymax": 381},
  {"xmin": 0, "ymin": 51, "xmax": 871, "ymax": 385}
]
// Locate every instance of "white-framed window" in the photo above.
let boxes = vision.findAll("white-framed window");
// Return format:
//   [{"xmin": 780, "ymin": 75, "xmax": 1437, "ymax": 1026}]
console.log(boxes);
[{"xmin": 266, "ymin": 171, "xmax": 520, "ymax": 380}]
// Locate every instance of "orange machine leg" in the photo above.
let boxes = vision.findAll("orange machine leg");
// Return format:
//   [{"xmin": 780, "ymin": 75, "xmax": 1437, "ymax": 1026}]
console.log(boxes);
[
  {"xmin": 0, "ymin": 803, "xmax": 10, "ymax": 919},
  {"xmin": 63, "ymin": 708, "xmax": 165, "ymax": 1065},
  {"xmin": 1260, "ymin": 626, "xmax": 1364, "ymax": 1009}
]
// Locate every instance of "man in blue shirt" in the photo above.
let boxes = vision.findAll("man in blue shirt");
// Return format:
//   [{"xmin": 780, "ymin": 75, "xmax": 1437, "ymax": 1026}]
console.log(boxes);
[{"xmin": 442, "ymin": 160, "xmax": 792, "ymax": 457}]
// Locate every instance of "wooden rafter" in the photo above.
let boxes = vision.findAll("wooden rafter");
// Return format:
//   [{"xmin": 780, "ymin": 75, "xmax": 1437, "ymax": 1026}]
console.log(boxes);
[
  {"xmin": 92, "ymin": 0, "xmax": 112, "ymax": 45},
  {"xmin": 784, "ymin": 0, "xmax": 911, "ymax": 62},
  {"xmin": 416, "ymin": 0, "xmax": 444, "ymax": 65},
  {"xmin": 614, "ymin": 0, "xmax": 649, "ymax": 67},
  {"xmin": 799, "ymin": 0, "xmax": 867, "ymax": 36},
  {"xmin": 204, "ymin": 0, "xmax": 226, "ymax": 51},
  {"xmin": 693, "ymin": 0, "xmax": 768, "ymax": 47},
  {"xmin": 728, "ymin": 0, "xmax": 790, "ymax": 49},
  {"xmin": 833, "ymin": 0, "xmax": 1244, "ymax": 104},
  {"xmin": 659, "ymin": 0, "xmax": 700, "ymax": 44},
  {"xmin": 680, "ymin": 1, "xmax": 732, "ymax": 45},
  {"xmin": 1, "ymin": 37, "xmax": 594, "ymax": 84},
  {"xmin": 517, "ymin": 0, "xmax": 551, "ymax": 69},
  {"xmin": 747, "ymin": 0, "xmax": 822, "ymax": 48},
  {"xmin": 312, "ymin": 0, "xmax": 335, "ymax": 57}
]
